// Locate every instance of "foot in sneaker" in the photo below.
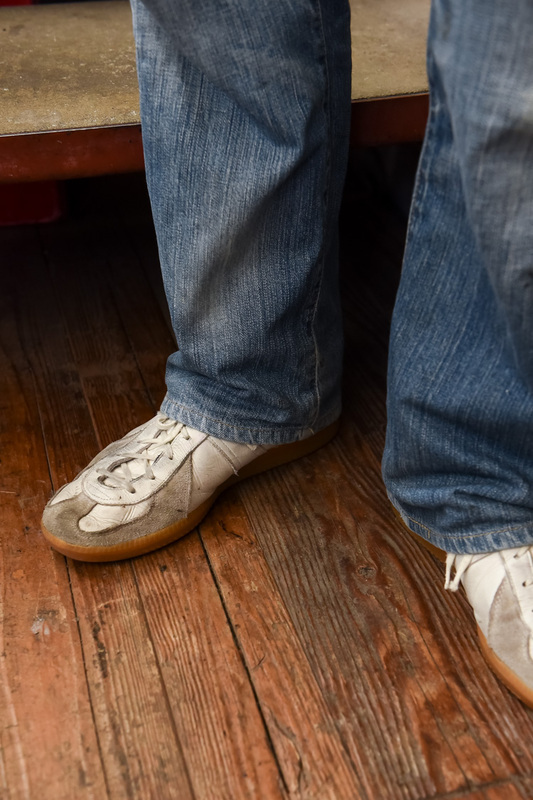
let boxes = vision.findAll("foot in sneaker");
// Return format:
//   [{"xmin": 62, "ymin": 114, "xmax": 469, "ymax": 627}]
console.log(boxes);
[
  {"xmin": 446, "ymin": 547, "xmax": 533, "ymax": 708},
  {"xmin": 41, "ymin": 412, "xmax": 338, "ymax": 562}
]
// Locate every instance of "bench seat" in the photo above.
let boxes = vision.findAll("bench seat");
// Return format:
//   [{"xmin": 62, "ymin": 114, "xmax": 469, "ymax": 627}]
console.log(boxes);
[{"xmin": 0, "ymin": 0, "xmax": 430, "ymax": 183}]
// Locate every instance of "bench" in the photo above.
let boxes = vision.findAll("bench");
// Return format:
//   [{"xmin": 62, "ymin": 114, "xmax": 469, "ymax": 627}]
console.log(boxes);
[{"xmin": 0, "ymin": 0, "xmax": 430, "ymax": 183}]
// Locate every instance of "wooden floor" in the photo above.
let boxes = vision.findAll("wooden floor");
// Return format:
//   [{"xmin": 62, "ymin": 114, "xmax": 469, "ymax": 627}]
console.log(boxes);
[{"xmin": 2, "ymin": 159, "xmax": 533, "ymax": 800}]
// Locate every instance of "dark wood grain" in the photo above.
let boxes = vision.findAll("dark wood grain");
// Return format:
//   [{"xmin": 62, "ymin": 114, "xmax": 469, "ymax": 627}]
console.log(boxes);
[
  {"xmin": 199, "ymin": 497, "xmax": 365, "ymax": 798},
  {"xmin": 0, "ymin": 228, "xmax": 108, "ymax": 799},
  {"xmin": 10, "ymin": 217, "xmax": 194, "ymax": 798},
  {"xmin": 218, "ymin": 164, "xmax": 533, "ymax": 798},
  {"xmin": 35, "ymin": 184, "xmax": 290, "ymax": 798},
  {"xmin": 1, "ymin": 169, "xmax": 533, "ymax": 799},
  {"xmin": 134, "ymin": 539, "xmax": 288, "ymax": 800}
]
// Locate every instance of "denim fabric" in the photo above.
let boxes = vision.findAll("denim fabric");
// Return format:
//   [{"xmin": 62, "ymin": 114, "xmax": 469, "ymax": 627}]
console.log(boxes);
[
  {"xmin": 129, "ymin": 0, "xmax": 351, "ymax": 444},
  {"xmin": 383, "ymin": 0, "xmax": 533, "ymax": 554}
]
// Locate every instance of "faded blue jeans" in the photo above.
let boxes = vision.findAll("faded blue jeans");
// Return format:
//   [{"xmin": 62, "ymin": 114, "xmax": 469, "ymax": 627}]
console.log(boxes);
[
  {"xmin": 129, "ymin": 0, "xmax": 351, "ymax": 445},
  {"xmin": 383, "ymin": 0, "xmax": 533, "ymax": 554}
]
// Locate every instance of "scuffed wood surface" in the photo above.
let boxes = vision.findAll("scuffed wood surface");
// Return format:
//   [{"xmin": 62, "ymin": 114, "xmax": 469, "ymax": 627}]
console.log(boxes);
[
  {"xmin": 1, "ymin": 165, "xmax": 533, "ymax": 799},
  {"xmin": 200, "ymin": 499, "xmax": 364, "ymax": 798},
  {"xmin": 0, "ymin": 230, "xmax": 107, "ymax": 799}
]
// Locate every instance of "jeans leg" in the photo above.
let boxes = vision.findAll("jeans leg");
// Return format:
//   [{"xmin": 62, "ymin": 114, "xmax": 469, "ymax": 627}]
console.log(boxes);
[
  {"xmin": 382, "ymin": 0, "xmax": 533, "ymax": 554},
  {"xmin": 129, "ymin": 0, "xmax": 351, "ymax": 445}
]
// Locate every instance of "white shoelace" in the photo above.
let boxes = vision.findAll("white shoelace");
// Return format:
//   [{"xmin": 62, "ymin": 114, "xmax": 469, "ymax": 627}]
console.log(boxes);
[
  {"xmin": 445, "ymin": 552, "xmax": 477, "ymax": 592},
  {"xmin": 96, "ymin": 414, "xmax": 190, "ymax": 494},
  {"xmin": 445, "ymin": 546, "xmax": 533, "ymax": 592}
]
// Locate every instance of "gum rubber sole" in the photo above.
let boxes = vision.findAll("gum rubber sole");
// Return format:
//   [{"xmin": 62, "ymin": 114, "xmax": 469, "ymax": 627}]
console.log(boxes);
[
  {"xmin": 478, "ymin": 626, "xmax": 533, "ymax": 709},
  {"xmin": 41, "ymin": 418, "xmax": 340, "ymax": 563}
]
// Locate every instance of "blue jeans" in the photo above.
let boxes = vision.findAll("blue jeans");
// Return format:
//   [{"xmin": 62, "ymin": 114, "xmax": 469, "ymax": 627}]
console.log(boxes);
[
  {"xmin": 129, "ymin": 0, "xmax": 351, "ymax": 445},
  {"xmin": 383, "ymin": 0, "xmax": 533, "ymax": 554}
]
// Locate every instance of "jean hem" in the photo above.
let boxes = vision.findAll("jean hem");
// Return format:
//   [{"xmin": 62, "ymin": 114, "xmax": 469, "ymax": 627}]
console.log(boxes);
[
  {"xmin": 160, "ymin": 394, "xmax": 341, "ymax": 445},
  {"xmin": 388, "ymin": 494, "xmax": 533, "ymax": 554}
]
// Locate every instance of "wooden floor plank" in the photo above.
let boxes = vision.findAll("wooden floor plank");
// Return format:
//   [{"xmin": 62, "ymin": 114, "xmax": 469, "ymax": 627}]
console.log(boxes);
[
  {"xmin": 107, "ymin": 175, "xmax": 176, "ymax": 334},
  {"xmin": 134, "ymin": 539, "xmax": 288, "ymax": 800},
  {"xmin": 62, "ymin": 176, "xmax": 175, "ymax": 408},
  {"xmin": 199, "ymin": 497, "xmax": 365, "ymax": 799},
  {"xmin": 208, "ymin": 160, "xmax": 533, "ymax": 798},
  {"xmin": 14, "ymin": 222, "xmax": 195, "ymax": 798},
  {"xmin": 443, "ymin": 778, "xmax": 530, "ymax": 799},
  {"xmin": 67, "ymin": 559, "xmax": 196, "ymax": 800},
  {"xmin": 515, "ymin": 775, "xmax": 533, "ymax": 799},
  {"xmin": 236, "ymin": 459, "xmax": 474, "ymax": 798},
  {"xmin": 36, "ymin": 196, "xmax": 290, "ymax": 798},
  {"xmin": 0, "ymin": 228, "xmax": 108, "ymax": 800},
  {"xmin": 2, "ymin": 166, "xmax": 533, "ymax": 799}
]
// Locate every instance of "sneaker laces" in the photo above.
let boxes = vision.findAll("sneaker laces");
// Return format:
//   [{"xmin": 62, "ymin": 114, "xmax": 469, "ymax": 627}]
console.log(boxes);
[
  {"xmin": 445, "ymin": 553, "xmax": 477, "ymax": 592},
  {"xmin": 445, "ymin": 546, "xmax": 533, "ymax": 593},
  {"xmin": 96, "ymin": 414, "xmax": 190, "ymax": 494}
]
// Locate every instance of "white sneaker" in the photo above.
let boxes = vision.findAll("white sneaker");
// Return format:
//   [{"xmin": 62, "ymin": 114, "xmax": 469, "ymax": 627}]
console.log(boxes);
[
  {"xmin": 446, "ymin": 547, "xmax": 533, "ymax": 707},
  {"xmin": 41, "ymin": 412, "xmax": 338, "ymax": 562}
]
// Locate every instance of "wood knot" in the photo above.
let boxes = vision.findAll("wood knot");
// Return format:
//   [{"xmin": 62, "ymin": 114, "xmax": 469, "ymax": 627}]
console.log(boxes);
[{"xmin": 356, "ymin": 565, "xmax": 376, "ymax": 579}]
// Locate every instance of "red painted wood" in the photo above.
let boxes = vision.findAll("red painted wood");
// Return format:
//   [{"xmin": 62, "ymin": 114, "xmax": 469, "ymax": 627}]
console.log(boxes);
[
  {"xmin": 0, "ymin": 126, "xmax": 144, "ymax": 183},
  {"xmin": 0, "ymin": 96, "xmax": 428, "ymax": 184},
  {"xmin": 350, "ymin": 93, "xmax": 429, "ymax": 147}
]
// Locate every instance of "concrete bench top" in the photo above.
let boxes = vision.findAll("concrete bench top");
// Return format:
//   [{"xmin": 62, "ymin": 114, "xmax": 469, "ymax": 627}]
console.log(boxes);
[
  {"xmin": 0, "ymin": 0, "xmax": 430, "ymax": 138},
  {"xmin": 0, "ymin": 1, "xmax": 139, "ymax": 136},
  {"xmin": 350, "ymin": 0, "xmax": 429, "ymax": 101}
]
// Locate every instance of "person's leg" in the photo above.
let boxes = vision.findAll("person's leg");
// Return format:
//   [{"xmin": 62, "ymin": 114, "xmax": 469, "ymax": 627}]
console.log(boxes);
[
  {"xmin": 41, "ymin": 0, "xmax": 351, "ymax": 561},
  {"xmin": 131, "ymin": 0, "xmax": 351, "ymax": 445},
  {"xmin": 383, "ymin": 0, "xmax": 533, "ymax": 703}
]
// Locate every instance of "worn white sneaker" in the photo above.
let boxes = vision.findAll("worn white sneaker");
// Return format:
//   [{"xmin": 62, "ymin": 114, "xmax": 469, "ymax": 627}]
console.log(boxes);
[
  {"xmin": 42, "ymin": 412, "xmax": 339, "ymax": 562},
  {"xmin": 446, "ymin": 547, "xmax": 533, "ymax": 708}
]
